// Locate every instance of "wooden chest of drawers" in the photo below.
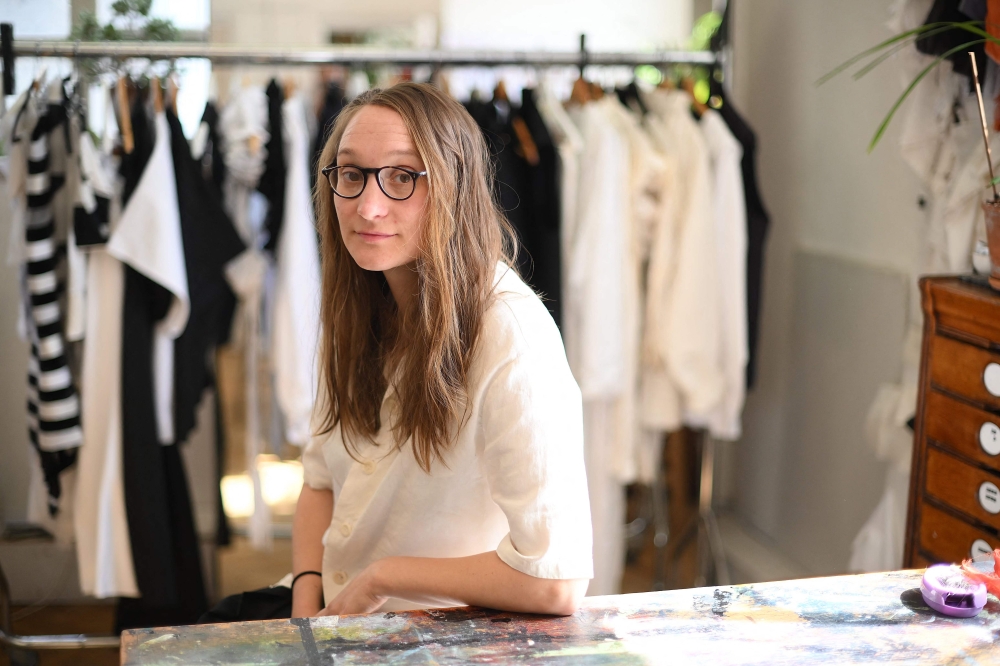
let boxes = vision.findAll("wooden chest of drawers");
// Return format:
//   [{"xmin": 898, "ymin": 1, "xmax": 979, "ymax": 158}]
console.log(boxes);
[{"xmin": 905, "ymin": 276, "xmax": 1000, "ymax": 566}]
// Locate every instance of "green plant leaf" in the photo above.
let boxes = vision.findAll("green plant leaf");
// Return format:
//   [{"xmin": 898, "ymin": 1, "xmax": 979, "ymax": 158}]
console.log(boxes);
[
  {"xmin": 851, "ymin": 24, "xmax": 962, "ymax": 80},
  {"xmin": 101, "ymin": 24, "xmax": 121, "ymax": 41},
  {"xmin": 868, "ymin": 37, "xmax": 985, "ymax": 152},
  {"xmin": 143, "ymin": 18, "xmax": 179, "ymax": 42},
  {"xmin": 110, "ymin": 0, "xmax": 131, "ymax": 16},
  {"xmin": 71, "ymin": 10, "xmax": 102, "ymax": 41},
  {"xmin": 816, "ymin": 23, "xmax": 955, "ymax": 86}
]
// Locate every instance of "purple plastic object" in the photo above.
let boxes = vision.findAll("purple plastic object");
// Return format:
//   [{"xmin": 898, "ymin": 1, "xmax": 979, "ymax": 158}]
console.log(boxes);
[{"xmin": 920, "ymin": 564, "xmax": 988, "ymax": 618}]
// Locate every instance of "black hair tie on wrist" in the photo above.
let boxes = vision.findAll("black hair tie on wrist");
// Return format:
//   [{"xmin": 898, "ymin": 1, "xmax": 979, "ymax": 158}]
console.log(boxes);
[{"xmin": 291, "ymin": 570, "xmax": 322, "ymax": 588}]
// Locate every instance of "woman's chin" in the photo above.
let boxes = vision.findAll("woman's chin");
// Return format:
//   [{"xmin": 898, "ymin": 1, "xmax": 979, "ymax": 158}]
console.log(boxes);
[{"xmin": 348, "ymin": 250, "xmax": 408, "ymax": 274}]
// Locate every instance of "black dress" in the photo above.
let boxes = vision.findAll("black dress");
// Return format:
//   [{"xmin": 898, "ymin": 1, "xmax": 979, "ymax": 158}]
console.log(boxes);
[
  {"xmin": 259, "ymin": 80, "xmax": 286, "ymax": 253},
  {"xmin": 115, "ymin": 97, "xmax": 208, "ymax": 631}
]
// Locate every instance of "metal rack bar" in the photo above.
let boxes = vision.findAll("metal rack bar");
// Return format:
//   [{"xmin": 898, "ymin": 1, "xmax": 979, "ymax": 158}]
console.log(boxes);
[
  {"xmin": 0, "ymin": 560, "xmax": 120, "ymax": 656},
  {"xmin": 9, "ymin": 40, "xmax": 717, "ymax": 67}
]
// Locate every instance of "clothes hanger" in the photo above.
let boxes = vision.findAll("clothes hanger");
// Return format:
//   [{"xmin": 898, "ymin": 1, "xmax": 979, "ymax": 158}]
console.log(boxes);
[
  {"xmin": 492, "ymin": 78, "xmax": 540, "ymax": 166},
  {"xmin": 493, "ymin": 79, "xmax": 509, "ymax": 104},
  {"xmin": 167, "ymin": 74, "xmax": 179, "ymax": 115},
  {"xmin": 117, "ymin": 76, "xmax": 134, "ymax": 154},
  {"xmin": 151, "ymin": 76, "xmax": 164, "ymax": 114},
  {"xmin": 569, "ymin": 76, "xmax": 591, "ymax": 105},
  {"xmin": 681, "ymin": 76, "xmax": 708, "ymax": 117},
  {"xmin": 511, "ymin": 113, "xmax": 540, "ymax": 166}
]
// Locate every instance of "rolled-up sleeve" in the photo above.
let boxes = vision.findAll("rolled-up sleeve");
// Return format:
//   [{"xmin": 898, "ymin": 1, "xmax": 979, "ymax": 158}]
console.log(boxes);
[
  {"xmin": 480, "ymin": 349, "xmax": 594, "ymax": 581},
  {"xmin": 301, "ymin": 389, "xmax": 333, "ymax": 490}
]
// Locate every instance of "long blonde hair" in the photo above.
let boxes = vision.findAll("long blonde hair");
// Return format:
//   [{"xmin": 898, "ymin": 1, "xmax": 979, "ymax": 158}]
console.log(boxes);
[{"xmin": 314, "ymin": 82, "xmax": 517, "ymax": 471}]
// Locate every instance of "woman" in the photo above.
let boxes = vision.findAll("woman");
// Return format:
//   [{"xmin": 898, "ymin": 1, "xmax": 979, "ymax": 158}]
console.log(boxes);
[{"xmin": 292, "ymin": 82, "xmax": 592, "ymax": 618}]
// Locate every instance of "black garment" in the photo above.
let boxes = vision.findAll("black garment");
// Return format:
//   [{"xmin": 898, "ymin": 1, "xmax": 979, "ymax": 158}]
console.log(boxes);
[
  {"xmin": 311, "ymin": 81, "xmax": 346, "ymax": 188},
  {"xmin": 716, "ymin": 97, "xmax": 770, "ymax": 389},
  {"xmin": 166, "ymin": 110, "xmax": 245, "ymax": 446},
  {"xmin": 916, "ymin": 0, "xmax": 987, "ymax": 91},
  {"xmin": 465, "ymin": 94, "xmax": 562, "ymax": 327},
  {"xmin": 198, "ymin": 586, "xmax": 294, "ymax": 624},
  {"xmin": 166, "ymin": 109, "xmax": 244, "ymax": 552},
  {"xmin": 466, "ymin": 99, "xmax": 531, "ymax": 277},
  {"xmin": 23, "ymin": 99, "xmax": 80, "ymax": 515},
  {"xmin": 520, "ymin": 89, "xmax": 562, "ymax": 328},
  {"xmin": 115, "ymin": 97, "xmax": 207, "ymax": 631},
  {"xmin": 116, "ymin": 443, "xmax": 207, "ymax": 630},
  {"xmin": 259, "ymin": 80, "xmax": 286, "ymax": 253},
  {"xmin": 960, "ymin": 0, "xmax": 987, "ymax": 20},
  {"xmin": 616, "ymin": 81, "xmax": 649, "ymax": 116},
  {"xmin": 198, "ymin": 102, "xmax": 227, "ymax": 197}
]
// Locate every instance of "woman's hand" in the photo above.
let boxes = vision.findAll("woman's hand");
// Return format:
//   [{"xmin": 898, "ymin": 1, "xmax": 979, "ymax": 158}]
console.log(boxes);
[{"xmin": 317, "ymin": 562, "xmax": 388, "ymax": 617}]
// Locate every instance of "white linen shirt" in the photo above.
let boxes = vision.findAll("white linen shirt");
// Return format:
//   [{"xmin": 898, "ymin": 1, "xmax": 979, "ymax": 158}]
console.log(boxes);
[{"xmin": 301, "ymin": 264, "xmax": 594, "ymax": 611}]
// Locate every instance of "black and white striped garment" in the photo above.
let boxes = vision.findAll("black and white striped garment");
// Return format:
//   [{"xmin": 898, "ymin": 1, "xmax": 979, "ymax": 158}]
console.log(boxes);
[{"xmin": 23, "ymin": 101, "xmax": 81, "ymax": 516}]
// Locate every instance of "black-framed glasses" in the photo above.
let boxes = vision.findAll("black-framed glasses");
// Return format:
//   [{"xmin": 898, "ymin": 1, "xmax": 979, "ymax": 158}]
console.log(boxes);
[{"xmin": 321, "ymin": 164, "xmax": 428, "ymax": 201}]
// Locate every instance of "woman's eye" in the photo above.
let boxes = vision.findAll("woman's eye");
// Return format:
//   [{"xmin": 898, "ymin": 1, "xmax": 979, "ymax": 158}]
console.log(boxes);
[
  {"xmin": 343, "ymin": 171, "xmax": 362, "ymax": 182},
  {"xmin": 392, "ymin": 172, "xmax": 413, "ymax": 184}
]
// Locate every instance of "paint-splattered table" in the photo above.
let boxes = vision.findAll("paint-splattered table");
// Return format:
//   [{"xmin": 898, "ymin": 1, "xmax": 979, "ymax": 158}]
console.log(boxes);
[{"xmin": 120, "ymin": 570, "xmax": 1000, "ymax": 664}]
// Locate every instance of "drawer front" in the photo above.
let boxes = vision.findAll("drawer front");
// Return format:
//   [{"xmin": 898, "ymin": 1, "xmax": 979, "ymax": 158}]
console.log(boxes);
[
  {"xmin": 910, "ymin": 551, "xmax": 934, "ymax": 570},
  {"xmin": 925, "ymin": 446, "xmax": 1000, "ymax": 528},
  {"xmin": 918, "ymin": 501, "xmax": 999, "ymax": 564},
  {"xmin": 924, "ymin": 389, "xmax": 1000, "ymax": 468},
  {"xmin": 930, "ymin": 335, "xmax": 1000, "ymax": 410}
]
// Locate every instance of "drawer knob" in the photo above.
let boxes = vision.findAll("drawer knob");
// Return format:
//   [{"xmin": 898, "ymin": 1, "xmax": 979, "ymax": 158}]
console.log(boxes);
[
  {"xmin": 972, "ymin": 538, "xmax": 995, "ymax": 558},
  {"xmin": 981, "ymin": 422, "xmax": 1000, "ymax": 456},
  {"xmin": 978, "ymin": 481, "xmax": 1000, "ymax": 514},
  {"xmin": 985, "ymin": 363, "xmax": 1000, "ymax": 397}
]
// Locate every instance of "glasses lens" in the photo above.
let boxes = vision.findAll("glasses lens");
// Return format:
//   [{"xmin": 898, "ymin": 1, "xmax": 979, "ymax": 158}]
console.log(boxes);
[
  {"xmin": 330, "ymin": 166, "xmax": 364, "ymax": 197},
  {"xmin": 379, "ymin": 168, "xmax": 417, "ymax": 200}
]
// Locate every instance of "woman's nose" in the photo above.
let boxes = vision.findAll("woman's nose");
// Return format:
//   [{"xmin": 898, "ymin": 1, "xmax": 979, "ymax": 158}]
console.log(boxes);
[{"xmin": 356, "ymin": 178, "xmax": 390, "ymax": 220}]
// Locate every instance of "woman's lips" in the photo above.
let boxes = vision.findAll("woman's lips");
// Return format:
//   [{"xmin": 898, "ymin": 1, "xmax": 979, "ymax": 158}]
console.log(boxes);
[{"xmin": 357, "ymin": 231, "xmax": 394, "ymax": 241}]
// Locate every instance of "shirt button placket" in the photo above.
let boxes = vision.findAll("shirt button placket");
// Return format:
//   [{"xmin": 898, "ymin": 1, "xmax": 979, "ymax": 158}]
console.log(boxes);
[
  {"xmin": 332, "ymin": 571, "xmax": 348, "ymax": 585},
  {"xmin": 340, "ymin": 522, "xmax": 352, "ymax": 537}
]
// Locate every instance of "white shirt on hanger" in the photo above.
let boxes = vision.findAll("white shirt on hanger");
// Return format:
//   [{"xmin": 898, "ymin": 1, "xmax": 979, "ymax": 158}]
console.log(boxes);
[
  {"xmin": 301, "ymin": 264, "xmax": 593, "ymax": 611},
  {"xmin": 641, "ymin": 90, "xmax": 724, "ymax": 431},
  {"xmin": 272, "ymin": 94, "xmax": 321, "ymax": 446},
  {"xmin": 697, "ymin": 109, "xmax": 748, "ymax": 441},
  {"xmin": 564, "ymin": 99, "xmax": 631, "ymax": 596}
]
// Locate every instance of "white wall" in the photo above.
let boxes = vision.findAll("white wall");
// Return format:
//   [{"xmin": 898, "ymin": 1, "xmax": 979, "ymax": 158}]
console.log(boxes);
[
  {"xmin": 0, "ymin": 167, "xmax": 32, "ymax": 527},
  {"xmin": 440, "ymin": 0, "xmax": 691, "ymax": 51},
  {"xmin": 726, "ymin": 0, "xmax": 923, "ymax": 574},
  {"xmin": 210, "ymin": 0, "xmax": 439, "ymax": 47}
]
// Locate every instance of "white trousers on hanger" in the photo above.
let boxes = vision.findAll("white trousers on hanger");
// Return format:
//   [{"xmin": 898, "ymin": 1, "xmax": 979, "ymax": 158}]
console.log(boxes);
[
  {"xmin": 584, "ymin": 400, "xmax": 626, "ymax": 596},
  {"xmin": 74, "ymin": 249, "xmax": 139, "ymax": 598}
]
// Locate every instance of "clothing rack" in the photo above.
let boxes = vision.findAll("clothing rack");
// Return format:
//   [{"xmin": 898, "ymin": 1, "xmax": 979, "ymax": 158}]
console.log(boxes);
[{"xmin": 6, "ymin": 40, "xmax": 717, "ymax": 68}]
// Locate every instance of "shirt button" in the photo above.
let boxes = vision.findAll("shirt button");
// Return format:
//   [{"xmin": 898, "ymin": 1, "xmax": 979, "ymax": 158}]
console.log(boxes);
[
  {"xmin": 332, "ymin": 571, "xmax": 348, "ymax": 585},
  {"xmin": 340, "ymin": 522, "xmax": 352, "ymax": 537},
  {"xmin": 363, "ymin": 461, "xmax": 376, "ymax": 474}
]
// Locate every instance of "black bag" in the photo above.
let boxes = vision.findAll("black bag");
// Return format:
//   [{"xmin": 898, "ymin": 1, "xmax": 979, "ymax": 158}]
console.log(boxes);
[{"xmin": 198, "ymin": 585, "xmax": 293, "ymax": 623}]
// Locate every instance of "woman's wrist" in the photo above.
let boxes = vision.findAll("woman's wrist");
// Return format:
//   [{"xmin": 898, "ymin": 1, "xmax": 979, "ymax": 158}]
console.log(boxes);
[
  {"xmin": 292, "ymin": 575, "xmax": 324, "ymax": 615},
  {"xmin": 366, "ymin": 557, "xmax": 393, "ymax": 598}
]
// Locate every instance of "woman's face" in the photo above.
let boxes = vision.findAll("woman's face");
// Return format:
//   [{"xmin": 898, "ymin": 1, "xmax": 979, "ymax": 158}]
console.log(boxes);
[{"xmin": 334, "ymin": 105, "xmax": 429, "ymax": 275}]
